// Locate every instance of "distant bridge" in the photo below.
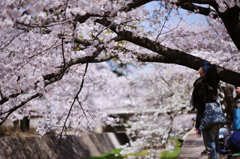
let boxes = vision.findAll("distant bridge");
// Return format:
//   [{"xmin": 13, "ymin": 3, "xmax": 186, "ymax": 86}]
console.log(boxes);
[{"xmin": 103, "ymin": 106, "xmax": 196, "ymax": 133}]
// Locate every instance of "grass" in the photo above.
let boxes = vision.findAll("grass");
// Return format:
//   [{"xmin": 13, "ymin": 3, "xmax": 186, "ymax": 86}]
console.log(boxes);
[
  {"xmin": 84, "ymin": 149, "xmax": 123, "ymax": 159},
  {"xmin": 85, "ymin": 137, "xmax": 183, "ymax": 159},
  {"xmin": 125, "ymin": 149, "xmax": 149, "ymax": 158},
  {"xmin": 85, "ymin": 148, "xmax": 150, "ymax": 159},
  {"xmin": 159, "ymin": 137, "xmax": 183, "ymax": 159}
]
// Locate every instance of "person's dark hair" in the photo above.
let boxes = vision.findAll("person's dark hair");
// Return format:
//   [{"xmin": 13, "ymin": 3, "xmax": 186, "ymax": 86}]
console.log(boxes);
[{"xmin": 202, "ymin": 61, "xmax": 219, "ymax": 102}]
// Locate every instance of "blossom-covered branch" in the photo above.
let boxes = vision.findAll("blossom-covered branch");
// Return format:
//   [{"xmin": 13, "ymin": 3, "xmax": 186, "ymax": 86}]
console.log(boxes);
[{"xmin": 96, "ymin": 17, "xmax": 240, "ymax": 85}]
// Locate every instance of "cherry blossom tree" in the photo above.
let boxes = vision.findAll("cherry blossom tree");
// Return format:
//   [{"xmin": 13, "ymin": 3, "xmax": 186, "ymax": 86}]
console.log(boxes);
[
  {"xmin": 119, "ymin": 63, "xmax": 197, "ymax": 156},
  {"xmin": 0, "ymin": 1, "xmax": 240, "ymax": 155}
]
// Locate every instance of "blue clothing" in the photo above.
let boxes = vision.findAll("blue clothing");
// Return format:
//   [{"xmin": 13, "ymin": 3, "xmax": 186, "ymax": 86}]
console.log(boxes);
[
  {"xmin": 198, "ymin": 129, "xmax": 201, "ymax": 136},
  {"xmin": 227, "ymin": 131, "xmax": 240, "ymax": 152},
  {"xmin": 202, "ymin": 125, "xmax": 220, "ymax": 159},
  {"xmin": 202, "ymin": 61, "xmax": 218, "ymax": 79}
]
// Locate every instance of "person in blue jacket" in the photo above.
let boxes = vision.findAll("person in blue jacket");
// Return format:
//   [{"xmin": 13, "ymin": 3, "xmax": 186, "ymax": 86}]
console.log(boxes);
[
  {"xmin": 224, "ymin": 87, "xmax": 240, "ymax": 153},
  {"xmin": 225, "ymin": 131, "xmax": 240, "ymax": 153}
]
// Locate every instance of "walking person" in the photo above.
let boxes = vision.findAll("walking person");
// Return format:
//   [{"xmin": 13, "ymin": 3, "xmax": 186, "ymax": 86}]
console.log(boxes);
[{"xmin": 191, "ymin": 61, "xmax": 221, "ymax": 159}]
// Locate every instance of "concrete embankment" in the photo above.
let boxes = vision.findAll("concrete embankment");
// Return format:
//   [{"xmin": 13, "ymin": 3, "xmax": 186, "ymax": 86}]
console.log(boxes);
[{"xmin": 0, "ymin": 132, "xmax": 129, "ymax": 159}]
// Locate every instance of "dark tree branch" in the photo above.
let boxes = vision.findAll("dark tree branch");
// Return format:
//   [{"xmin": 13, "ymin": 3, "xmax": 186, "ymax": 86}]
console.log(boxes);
[
  {"xmin": 60, "ymin": 63, "xmax": 89, "ymax": 137},
  {"xmin": 218, "ymin": 6, "xmax": 240, "ymax": 50},
  {"xmin": 0, "ymin": 93, "xmax": 41, "ymax": 126},
  {"xmin": 173, "ymin": 0, "xmax": 240, "ymax": 50},
  {"xmin": 2, "ymin": 0, "xmax": 240, "ymax": 128},
  {"xmin": 76, "ymin": 97, "xmax": 89, "ymax": 123},
  {"xmin": 96, "ymin": 18, "xmax": 240, "ymax": 86},
  {"xmin": 91, "ymin": 53, "xmax": 118, "ymax": 63},
  {"xmin": 16, "ymin": 19, "xmax": 73, "ymax": 28},
  {"xmin": 177, "ymin": 0, "xmax": 216, "ymax": 5},
  {"xmin": 0, "ymin": 91, "xmax": 23, "ymax": 105},
  {"xmin": 120, "ymin": 31, "xmax": 240, "ymax": 85},
  {"xmin": 89, "ymin": 47, "xmax": 176, "ymax": 64},
  {"xmin": 61, "ymin": 37, "xmax": 66, "ymax": 67},
  {"xmin": 51, "ymin": 63, "xmax": 89, "ymax": 159},
  {"xmin": 74, "ymin": 37, "xmax": 93, "ymax": 46},
  {"xmin": 117, "ymin": 0, "xmax": 153, "ymax": 13},
  {"xmin": 0, "ymin": 31, "xmax": 24, "ymax": 51},
  {"xmin": 16, "ymin": 0, "xmax": 154, "ymax": 29},
  {"xmin": 174, "ymin": 2, "xmax": 217, "ymax": 17},
  {"xmin": 0, "ymin": 36, "xmax": 122, "ymax": 111},
  {"xmin": 133, "ymin": 52, "xmax": 176, "ymax": 63},
  {"xmin": 43, "ymin": 36, "xmax": 123, "ymax": 84}
]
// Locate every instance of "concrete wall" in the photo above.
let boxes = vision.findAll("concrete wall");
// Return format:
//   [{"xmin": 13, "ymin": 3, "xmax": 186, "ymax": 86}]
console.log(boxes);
[{"xmin": 0, "ymin": 133, "xmax": 127, "ymax": 159}]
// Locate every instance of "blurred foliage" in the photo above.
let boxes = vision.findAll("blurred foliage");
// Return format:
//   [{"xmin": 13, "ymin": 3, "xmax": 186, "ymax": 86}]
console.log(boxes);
[{"xmin": 159, "ymin": 137, "xmax": 183, "ymax": 159}]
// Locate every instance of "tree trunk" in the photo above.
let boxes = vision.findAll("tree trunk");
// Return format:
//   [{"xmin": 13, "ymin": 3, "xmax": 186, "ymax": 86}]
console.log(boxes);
[
  {"xmin": 218, "ymin": 6, "xmax": 240, "ymax": 50},
  {"xmin": 222, "ymin": 85, "xmax": 238, "ymax": 124}
]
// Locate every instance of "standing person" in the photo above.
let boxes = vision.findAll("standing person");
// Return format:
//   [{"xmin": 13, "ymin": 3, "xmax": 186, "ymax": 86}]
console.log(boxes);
[{"xmin": 191, "ymin": 61, "xmax": 220, "ymax": 159}]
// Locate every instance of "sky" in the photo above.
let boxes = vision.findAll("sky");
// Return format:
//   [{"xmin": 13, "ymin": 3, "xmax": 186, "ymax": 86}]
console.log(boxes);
[{"xmin": 144, "ymin": 1, "xmax": 207, "ymax": 26}]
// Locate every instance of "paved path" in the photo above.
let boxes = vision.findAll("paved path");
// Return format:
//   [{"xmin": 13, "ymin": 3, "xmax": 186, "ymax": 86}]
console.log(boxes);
[
  {"xmin": 178, "ymin": 134, "xmax": 207, "ymax": 159},
  {"xmin": 178, "ymin": 134, "xmax": 238, "ymax": 159}
]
